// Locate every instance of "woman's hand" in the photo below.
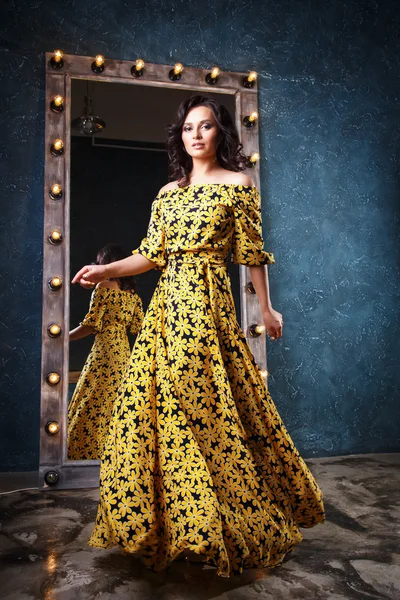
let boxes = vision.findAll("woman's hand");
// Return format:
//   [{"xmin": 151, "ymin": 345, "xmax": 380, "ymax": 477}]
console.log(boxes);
[
  {"xmin": 72, "ymin": 264, "xmax": 108, "ymax": 287},
  {"xmin": 262, "ymin": 307, "xmax": 283, "ymax": 341}
]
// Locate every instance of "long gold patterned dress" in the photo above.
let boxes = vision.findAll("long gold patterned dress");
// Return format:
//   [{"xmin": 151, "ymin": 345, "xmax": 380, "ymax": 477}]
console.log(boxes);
[
  {"xmin": 88, "ymin": 184, "xmax": 325, "ymax": 576},
  {"xmin": 68, "ymin": 286, "xmax": 144, "ymax": 460}
]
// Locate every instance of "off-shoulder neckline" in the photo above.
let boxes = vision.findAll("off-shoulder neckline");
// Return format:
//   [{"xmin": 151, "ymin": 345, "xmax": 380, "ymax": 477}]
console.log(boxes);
[
  {"xmin": 95, "ymin": 286, "xmax": 136, "ymax": 294},
  {"xmin": 158, "ymin": 183, "xmax": 258, "ymax": 196}
]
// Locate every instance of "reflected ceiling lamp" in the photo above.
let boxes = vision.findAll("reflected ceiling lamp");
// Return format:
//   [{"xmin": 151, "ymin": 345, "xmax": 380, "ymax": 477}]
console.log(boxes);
[{"xmin": 71, "ymin": 82, "xmax": 106, "ymax": 136}]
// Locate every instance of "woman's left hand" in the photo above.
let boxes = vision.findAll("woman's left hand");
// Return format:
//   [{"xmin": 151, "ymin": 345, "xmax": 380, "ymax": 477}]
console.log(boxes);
[{"xmin": 262, "ymin": 307, "xmax": 283, "ymax": 340}]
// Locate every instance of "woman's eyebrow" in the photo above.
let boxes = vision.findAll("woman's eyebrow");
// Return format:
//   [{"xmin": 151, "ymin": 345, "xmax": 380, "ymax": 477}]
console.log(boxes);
[{"xmin": 183, "ymin": 119, "xmax": 213, "ymax": 125}]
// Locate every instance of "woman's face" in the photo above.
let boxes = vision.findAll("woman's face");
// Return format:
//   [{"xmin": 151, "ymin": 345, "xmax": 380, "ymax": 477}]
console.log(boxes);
[{"xmin": 181, "ymin": 105, "xmax": 219, "ymax": 160}]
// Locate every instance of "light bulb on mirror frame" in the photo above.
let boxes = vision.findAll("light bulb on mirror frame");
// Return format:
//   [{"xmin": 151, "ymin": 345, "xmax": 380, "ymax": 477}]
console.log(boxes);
[
  {"xmin": 243, "ymin": 71, "xmax": 258, "ymax": 88},
  {"xmin": 50, "ymin": 139, "xmax": 64, "ymax": 156},
  {"xmin": 92, "ymin": 54, "xmax": 105, "ymax": 73},
  {"xmin": 46, "ymin": 372, "xmax": 61, "ymax": 386},
  {"xmin": 50, "ymin": 49, "xmax": 64, "ymax": 69},
  {"xmin": 49, "ymin": 183, "xmax": 62, "ymax": 200},
  {"xmin": 247, "ymin": 152, "xmax": 260, "ymax": 168},
  {"xmin": 50, "ymin": 95, "xmax": 64, "ymax": 113},
  {"xmin": 48, "ymin": 276, "xmax": 62, "ymax": 291},
  {"xmin": 243, "ymin": 111, "xmax": 258, "ymax": 128},
  {"xmin": 48, "ymin": 229, "xmax": 63, "ymax": 245},
  {"xmin": 131, "ymin": 58, "xmax": 145, "ymax": 77},
  {"xmin": 205, "ymin": 66, "xmax": 220, "ymax": 85},
  {"xmin": 45, "ymin": 421, "xmax": 60, "ymax": 435},
  {"xmin": 249, "ymin": 323, "xmax": 266, "ymax": 337},
  {"xmin": 47, "ymin": 323, "xmax": 62, "ymax": 338},
  {"xmin": 44, "ymin": 470, "xmax": 59, "ymax": 485},
  {"xmin": 169, "ymin": 62, "xmax": 184, "ymax": 81},
  {"xmin": 259, "ymin": 369, "xmax": 268, "ymax": 378}
]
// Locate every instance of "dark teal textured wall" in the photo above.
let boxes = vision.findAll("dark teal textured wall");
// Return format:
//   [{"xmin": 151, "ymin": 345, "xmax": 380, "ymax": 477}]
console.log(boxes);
[{"xmin": 0, "ymin": 0, "xmax": 399, "ymax": 469}]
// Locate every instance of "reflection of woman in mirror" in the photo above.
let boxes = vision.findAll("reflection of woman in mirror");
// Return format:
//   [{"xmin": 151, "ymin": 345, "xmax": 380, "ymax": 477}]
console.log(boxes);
[
  {"xmin": 68, "ymin": 243, "xmax": 144, "ymax": 460},
  {"xmin": 72, "ymin": 95, "xmax": 324, "ymax": 575}
]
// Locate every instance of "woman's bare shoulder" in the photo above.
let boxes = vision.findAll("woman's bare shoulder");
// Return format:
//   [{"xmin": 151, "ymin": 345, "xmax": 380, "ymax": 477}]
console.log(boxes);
[
  {"xmin": 158, "ymin": 181, "xmax": 179, "ymax": 193},
  {"xmin": 224, "ymin": 171, "xmax": 255, "ymax": 187},
  {"xmin": 96, "ymin": 280, "xmax": 119, "ymax": 290}
]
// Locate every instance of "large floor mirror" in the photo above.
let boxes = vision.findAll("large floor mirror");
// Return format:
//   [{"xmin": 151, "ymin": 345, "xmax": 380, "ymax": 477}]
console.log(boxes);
[{"xmin": 40, "ymin": 53, "xmax": 266, "ymax": 489}]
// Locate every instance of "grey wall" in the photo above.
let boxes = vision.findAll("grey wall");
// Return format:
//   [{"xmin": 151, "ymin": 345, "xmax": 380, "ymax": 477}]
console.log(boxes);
[{"xmin": 0, "ymin": 0, "xmax": 398, "ymax": 470}]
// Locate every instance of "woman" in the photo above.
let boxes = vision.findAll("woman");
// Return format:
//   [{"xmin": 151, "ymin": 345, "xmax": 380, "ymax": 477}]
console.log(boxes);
[
  {"xmin": 68, "ymin": 243, "xmax": 144, "ymax": 460},
  {"xmin": 72, "ymin": 96, "xmax": 325, "ymax": 576}
]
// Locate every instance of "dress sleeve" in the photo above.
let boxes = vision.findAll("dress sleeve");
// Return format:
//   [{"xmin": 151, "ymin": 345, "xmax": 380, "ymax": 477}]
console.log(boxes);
[
  {"xmin": 79, "ymin": 287, "xmax": 108, "ymax": 333},
  {"xmin": 129, "ymin": 294, "xmax": 144, "ymax": 336},
  {"xmin": 132, "ymin": 194, "xmax": 166, "ymax": 270},
  {"xmin": 231, "ymin": 187, "xmax": 275, "ymax": 266}
]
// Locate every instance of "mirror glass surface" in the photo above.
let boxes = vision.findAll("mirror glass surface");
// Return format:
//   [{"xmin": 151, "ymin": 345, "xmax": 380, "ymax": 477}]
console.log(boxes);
[{"xmin": 67, "ymin": 80, "xmax": 239, "ymax": 462}]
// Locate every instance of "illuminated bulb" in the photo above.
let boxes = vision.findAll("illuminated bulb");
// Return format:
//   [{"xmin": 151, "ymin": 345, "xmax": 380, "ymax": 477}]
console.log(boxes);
[
  {"xmin": 49, "ymin": 229, "xmax": 63, "ymax": 245},
  {"xmin": 46, "ymin": 372, "xmax": 61, "ymax": 385},
  {"xmin": 243, "ymin": 111, "xmax": 259, "ymax": 128},
  {"xmin": 243, "ymin": 70, "xmax": 258, "ymax": 88},
  {"xmin": 249, "ymin": 323, "xmax": 266, "ymax": 337},
  {"xmin": 169, "ymin": 63, "xmax": 184, "ymax": 80},
  {"xmin": 259, "ymin": 369, "xmax": 268, "ymax": 378},
  {"xmin": 51, "ymin": 139, "xmax": 64, "ymax": 156},
  {"xmin": 50, "ymin": 95, "xmax": 64, "ymax": 113},
  {"xmin": 45, "ymin": 421, "xmax": 60, "ymax": 435},
  {"xmin": 50, "ymin": 183, "xmax": 62, "ymax": 199},
  {"xmin": 248, "ymin": 152, "xmax": 260, "ymax": 167},
  {"xmin": 206, "ymin": 66, "xmax": 220, "ymax": 85},
  {"xmin": 131, "ymin": 58, "xmax": 145, "ymax": 77},
  {"xmin": 48, "ymin": 323, "xmax": 61, "ymax": 337},
  {"xmin": 50, "ymin": 49, "xmax": 64, "ymax": 69},
  {"xmin": 48, "ymin": 276, "xmax": 62, "ymax": 290},
  {"xmin": 92, "ymin": 55, "xmax": 105, "ymax": 73}
]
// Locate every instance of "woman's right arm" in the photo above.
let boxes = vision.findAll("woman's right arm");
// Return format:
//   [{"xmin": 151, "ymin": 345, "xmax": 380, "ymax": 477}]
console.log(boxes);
[{"xmin": 72, "ymin": 253, "xmax": 155, "ymax": 287}]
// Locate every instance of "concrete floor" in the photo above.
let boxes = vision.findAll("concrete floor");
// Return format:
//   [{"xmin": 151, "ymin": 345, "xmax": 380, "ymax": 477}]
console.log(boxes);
[{"xmin": 0, "ymin": 454, "xmax": 399, "ymax": 600}]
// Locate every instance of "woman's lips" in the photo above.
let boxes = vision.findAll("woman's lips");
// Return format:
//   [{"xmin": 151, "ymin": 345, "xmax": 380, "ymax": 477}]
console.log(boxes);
[{"xmin": 192, "ymin": 144, "xmax": 205, "ymax": 148}]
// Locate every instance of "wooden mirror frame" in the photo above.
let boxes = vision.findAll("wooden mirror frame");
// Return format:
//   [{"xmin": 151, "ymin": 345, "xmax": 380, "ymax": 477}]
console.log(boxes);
[{"xmin": 40, "ymin": 52, "xmax": 268, "ymax": 490}]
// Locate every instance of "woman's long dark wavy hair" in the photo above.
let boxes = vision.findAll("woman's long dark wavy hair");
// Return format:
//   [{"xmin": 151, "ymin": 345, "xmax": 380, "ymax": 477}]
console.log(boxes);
[
  {"xmin": 167, "ymin": 95, "xmax": 248, "ymax": 187},
  {"xmin": 96, "ymin": 243, "xmax": 136, "ymax": 292}
]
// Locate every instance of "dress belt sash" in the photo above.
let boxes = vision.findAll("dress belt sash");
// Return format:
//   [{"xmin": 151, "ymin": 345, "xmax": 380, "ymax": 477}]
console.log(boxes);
[{"xmin": 167, "ymin": 250, "xmax": 227, "ymax": 266}]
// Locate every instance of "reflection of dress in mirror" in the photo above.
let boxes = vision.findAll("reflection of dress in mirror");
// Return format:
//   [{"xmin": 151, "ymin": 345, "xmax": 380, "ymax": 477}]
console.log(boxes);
[
  {"xmin": 74, "ymin": 96, "xmax": 325, "ymax": 577},
  {"xmin": 67, "ymin": 244, "xmax": 144, "ymax": 460}
]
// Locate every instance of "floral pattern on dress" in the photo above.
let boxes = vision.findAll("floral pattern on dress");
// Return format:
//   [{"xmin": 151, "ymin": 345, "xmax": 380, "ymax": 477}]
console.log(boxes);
[
  {"xmin": 68, "ymin": 286, "xmax": 144, "ymax": 460},
  {"xmin": 88, "ymin": 184, "xmax": 325, "ymax": 576}
]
